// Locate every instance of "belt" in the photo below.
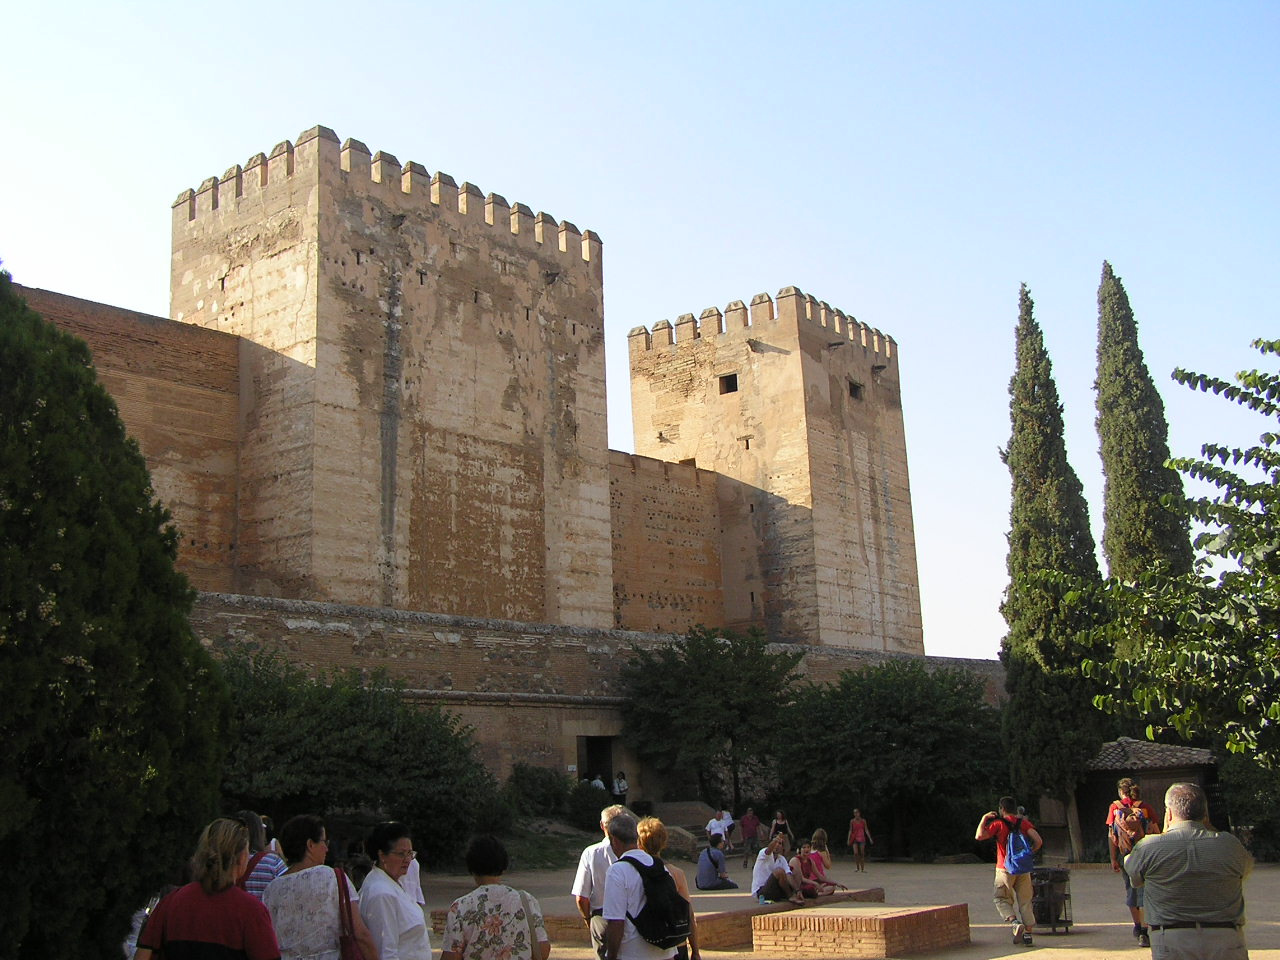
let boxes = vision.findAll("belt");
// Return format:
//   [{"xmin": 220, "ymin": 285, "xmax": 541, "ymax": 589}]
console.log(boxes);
[{"xmin": 1149, "ymin": 921, "xmax": 1238, "ymax": 930}]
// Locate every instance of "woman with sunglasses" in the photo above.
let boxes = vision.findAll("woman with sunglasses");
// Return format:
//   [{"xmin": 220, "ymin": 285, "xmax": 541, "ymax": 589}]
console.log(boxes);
[{"xmin": 360, "ymin": 822, "xmax": 431, "ymax": 959}]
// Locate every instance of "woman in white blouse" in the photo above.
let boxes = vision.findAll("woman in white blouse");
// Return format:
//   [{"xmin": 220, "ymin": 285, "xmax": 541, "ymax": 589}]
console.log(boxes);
[
  {"xmin": 262, "ymin": 814, "xmax": 379, "ymax": 960},
  {"xmin": 359, "ymin": 822, "xmax": 432, "ymax": 960}
]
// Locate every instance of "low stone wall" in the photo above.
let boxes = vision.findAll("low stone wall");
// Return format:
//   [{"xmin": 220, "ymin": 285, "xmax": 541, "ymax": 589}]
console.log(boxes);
[
  {"xmin": 191, "ymin": 592, "xmax": 1004, "ymax": 777},
  {"xmin": 752, "ymin": 902, "xmax": 969, "ymax": 957}
]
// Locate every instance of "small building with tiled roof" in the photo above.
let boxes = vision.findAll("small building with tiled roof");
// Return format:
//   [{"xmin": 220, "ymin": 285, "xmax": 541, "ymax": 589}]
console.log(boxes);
[{"xmin": 1076, "ymin": 737, "xmax": 1221, "ymax": 855}]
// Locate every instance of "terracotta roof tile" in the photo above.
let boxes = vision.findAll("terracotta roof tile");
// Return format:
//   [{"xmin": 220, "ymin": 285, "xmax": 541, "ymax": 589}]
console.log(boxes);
[{"xmin": 1085, "ymin": 736, "xmax": 1215, "ymax": 771}]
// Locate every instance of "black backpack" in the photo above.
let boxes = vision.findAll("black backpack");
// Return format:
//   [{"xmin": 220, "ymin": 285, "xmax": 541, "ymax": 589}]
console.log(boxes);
[{"xmin": 618, "ymin": 855, "xmax": 692, "ymax": 950}]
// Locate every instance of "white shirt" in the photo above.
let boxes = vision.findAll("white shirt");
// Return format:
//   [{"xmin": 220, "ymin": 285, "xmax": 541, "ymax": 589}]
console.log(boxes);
[
  {"xmin": 602, "ymin": 850, "xmax": 675, "ymax": 960},
  {"xmin": 263, "ymin": 864, "xmax": 359, "ymax": 960},
  {"xmin": 572, "ymin": 836, "xmax": 618, "ymax": 910},
  {"xmin": 706, "ymin": 815, "xmax": 732, "ymax": 838},
  {"xmin": 359, "ymin": 866, "xmax": 431, "ymax": 960},
  {"xmin": 752, "ymin": 848, "xmax": 791, "ymax": 896},
  {"xmin": 398, "ymin": 857, "xmax": 426, "ymax": 908}
]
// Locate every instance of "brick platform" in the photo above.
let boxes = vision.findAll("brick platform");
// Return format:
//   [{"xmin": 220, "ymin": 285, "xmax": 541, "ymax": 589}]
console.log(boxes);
[{"xmin": 751, "ymin": 902, "xmax": 969, "ymax": 957}]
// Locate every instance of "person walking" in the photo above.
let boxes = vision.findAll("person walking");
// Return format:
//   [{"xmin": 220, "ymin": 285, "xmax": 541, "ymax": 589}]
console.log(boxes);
[
  {"xmin": 846, "ymin": 810, "xmax": 873, "ymax": 872},
  {"xmin": 975, "ymin": 797, "xmax": 1042, "ymax": 947},
  {"xmin": 1107, "ymin": 776, "xmax": 1160, "ymax": 947}
]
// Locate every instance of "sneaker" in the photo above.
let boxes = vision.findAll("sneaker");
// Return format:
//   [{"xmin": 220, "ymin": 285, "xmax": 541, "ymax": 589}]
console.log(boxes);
[
  {"xmin": 1138, "ymin": 931, "xmax": 1150, "ymax": 948},
  {"xmin": 1011, "ymin": 921, "xmax": 1025, "ymax": 944},
  {"xmin": 1022, "ymin": 932, "xmax": 1034, "ymax": 946}
]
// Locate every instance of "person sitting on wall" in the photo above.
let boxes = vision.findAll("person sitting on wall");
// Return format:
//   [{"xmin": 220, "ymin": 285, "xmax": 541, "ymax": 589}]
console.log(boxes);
[
  {"xmin": 751, "ymin": 834, "xmax": 805, "ymax": 906},
  {"xmin": 695, "ymin": 835, "xmax": 738, "ymax": 891}
]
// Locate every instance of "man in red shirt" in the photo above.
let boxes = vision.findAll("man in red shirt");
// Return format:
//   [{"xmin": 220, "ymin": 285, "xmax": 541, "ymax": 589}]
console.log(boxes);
[
  {"xmin": 1107, "ymin": 777, "xmax": 1161, "ymax": 947},
  {"xmin": 976, "ymin": 797, "xmax": 1043, "ymax": 947}
]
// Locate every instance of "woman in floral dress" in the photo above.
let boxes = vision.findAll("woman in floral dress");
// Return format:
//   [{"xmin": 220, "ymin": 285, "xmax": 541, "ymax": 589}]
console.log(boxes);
[{"xmin": 441, "ymin": 835, "xmax": 550, "ymax": 960}]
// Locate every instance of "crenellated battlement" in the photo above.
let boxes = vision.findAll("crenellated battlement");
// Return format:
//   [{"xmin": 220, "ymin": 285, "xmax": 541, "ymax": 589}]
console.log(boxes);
[
  {"xmin": 172, "ymin": 125, "xmax": 602, "ymax": 264},
  {"xmin": 627, "ymin": 285, "xmax": 896, "ymax": 362}
]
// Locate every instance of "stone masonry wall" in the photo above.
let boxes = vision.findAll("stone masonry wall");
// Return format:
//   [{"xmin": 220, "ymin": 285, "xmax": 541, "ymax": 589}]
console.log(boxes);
[
  {"xmin": 609, "ymin": 451, "xmax": 725, "ymax": 633},
  {"xmin": 21, "ymin": 286, "xmax": 240, "ymax": 593}
]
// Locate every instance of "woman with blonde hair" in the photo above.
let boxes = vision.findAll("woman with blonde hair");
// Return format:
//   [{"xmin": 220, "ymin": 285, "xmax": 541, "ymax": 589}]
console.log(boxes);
[
  {"xmin": 637, "ymin": 816, "xmax": 700, "ymax": 960},
  {"xmin": 134, "ymin": 818, "xmax": 280, "ymax": 960}
]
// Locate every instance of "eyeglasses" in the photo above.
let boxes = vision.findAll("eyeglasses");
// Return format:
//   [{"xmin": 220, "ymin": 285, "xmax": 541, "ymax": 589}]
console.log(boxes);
[{"xmin": 388, "ymin": 848, "xmax": 416, "ymax": 859}]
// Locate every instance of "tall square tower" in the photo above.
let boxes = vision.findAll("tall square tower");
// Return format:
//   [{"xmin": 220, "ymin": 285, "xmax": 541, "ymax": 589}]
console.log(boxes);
[
  {"xmin": 629, "ymin": 287, "xmax": 922, "ymax": 652},
  {"xmin": 171, "ymin": 126, "xmax": 612, "ymax": 627}
]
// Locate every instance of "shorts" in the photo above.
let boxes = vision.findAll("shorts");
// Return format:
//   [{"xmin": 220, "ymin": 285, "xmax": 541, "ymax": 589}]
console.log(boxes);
[{"xmin": 1122, "ymin": 867, "xmax": 1144, "ymax": 909}]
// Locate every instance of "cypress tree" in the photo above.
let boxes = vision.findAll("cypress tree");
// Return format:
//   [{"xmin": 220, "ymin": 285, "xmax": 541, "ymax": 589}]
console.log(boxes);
[
  {"xmin": 1095, "ymin": 261, "xmax": 1193, "ymax": 580},
  {"xmin": 1000, "ymin": 285, "xmax": 1107, "ymax": 808},
  {"xmin": 0, "ymin": 271, "xmax": 230, "ymax": 959}
]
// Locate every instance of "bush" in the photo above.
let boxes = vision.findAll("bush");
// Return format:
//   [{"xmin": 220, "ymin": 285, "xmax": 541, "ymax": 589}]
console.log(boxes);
[
  {"xmin": 504, "ymin": 763, "xmax": 570, "ymax": 817},
  {"xmin": 567, "ymin": 781, "xmax": 611, "ymax": 831},
  {"xmin": 218, "ymin": 645, "xmax": 499, "ymax": 865}
]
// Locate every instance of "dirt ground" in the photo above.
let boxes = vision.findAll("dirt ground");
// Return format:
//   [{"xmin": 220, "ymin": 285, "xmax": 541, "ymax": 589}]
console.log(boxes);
[{"xmin": 423, "ymin": 856, "xmax": 1279, "ymax": 959}]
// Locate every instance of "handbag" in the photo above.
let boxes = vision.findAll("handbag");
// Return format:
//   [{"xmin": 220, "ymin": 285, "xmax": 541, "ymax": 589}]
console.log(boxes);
[{"xmin": 335, "ymin": 866, "xmax": 367, "ymax": 960}]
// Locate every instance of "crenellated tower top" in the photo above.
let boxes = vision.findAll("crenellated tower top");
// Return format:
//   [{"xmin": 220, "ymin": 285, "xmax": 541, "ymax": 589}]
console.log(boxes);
[
  {"xmin": 172, "ymin": 125, "xmax": 602, "ymax": 266},
  {"xmin": 627, "ymin": 285, "xmax": 895, "ymax": 365}
]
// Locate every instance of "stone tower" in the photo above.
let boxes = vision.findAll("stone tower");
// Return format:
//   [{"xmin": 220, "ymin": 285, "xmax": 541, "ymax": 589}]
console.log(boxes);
[
  {"xmin": 171, "ymin": 126, "xmax": 612, "ymax": 627},
  {"xmin": 628, "ymin": 287, "xmax": 922, "ymax": 653}
]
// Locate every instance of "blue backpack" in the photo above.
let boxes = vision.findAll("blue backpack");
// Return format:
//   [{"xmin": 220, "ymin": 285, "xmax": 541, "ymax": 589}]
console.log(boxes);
[{"xmin": 1004, "ymin": 817, "xmax": 1034, "ymax": 874}]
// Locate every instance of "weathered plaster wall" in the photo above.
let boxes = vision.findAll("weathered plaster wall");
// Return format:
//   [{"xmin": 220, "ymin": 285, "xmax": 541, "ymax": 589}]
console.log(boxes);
[{"xmin": 20, "ymin": 286, "xmax": 240, "ymax": 593}]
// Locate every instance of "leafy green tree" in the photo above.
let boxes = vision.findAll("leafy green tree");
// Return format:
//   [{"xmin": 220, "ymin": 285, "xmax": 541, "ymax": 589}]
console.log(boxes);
[
  {"xmin": 218, "ymin": 645, "xmax": 501, "ymax": 864},
  {"xmin": 1081, "ymin": 339, "xmax": 1280, "ymax": 765},
  {"xmin": 618, "ymin": 625, "xmax": 802, "ymax": 809},
  {"xmin": 1095, "ymin": 261, "xmax": 1193, "ymax": 580},
  {"xmin": 0, "ymin": 271, "xmax": 230, "ymax": 959},
  {"xmin": 1000, "ymin": 285, "xmax": 1109, "ymax": 813},
  {"xmin": 776, "ymin": 661, "xmax": 1005, "ymax": 860}
]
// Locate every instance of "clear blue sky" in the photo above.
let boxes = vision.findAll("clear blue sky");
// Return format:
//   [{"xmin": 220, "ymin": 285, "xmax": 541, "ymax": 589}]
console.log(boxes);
[{"xmin": 3, "ymin": 2, "xmax": 1276, "ymax": 659}]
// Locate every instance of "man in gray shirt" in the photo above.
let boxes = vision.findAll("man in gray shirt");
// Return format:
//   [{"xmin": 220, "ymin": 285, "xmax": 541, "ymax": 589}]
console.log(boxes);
[{"xmin": 1125, "ymin": 782, "xmax": 1253, "ymax": 960}]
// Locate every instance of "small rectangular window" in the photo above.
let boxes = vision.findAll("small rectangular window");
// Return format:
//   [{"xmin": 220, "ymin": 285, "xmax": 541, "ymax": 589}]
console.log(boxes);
[
  {"xmin": 719, "ymin": 373, "xmax": 739, "ymax": 394},
  {"xmin": 848, "ymin": 379, "xmax": 864, "ymax": 400}
]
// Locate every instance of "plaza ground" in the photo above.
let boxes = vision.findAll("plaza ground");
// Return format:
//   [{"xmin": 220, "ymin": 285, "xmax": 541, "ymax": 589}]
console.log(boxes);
[{"xmin": 424, "ymin": 856, "xmax": 1279, "ymax": 959}]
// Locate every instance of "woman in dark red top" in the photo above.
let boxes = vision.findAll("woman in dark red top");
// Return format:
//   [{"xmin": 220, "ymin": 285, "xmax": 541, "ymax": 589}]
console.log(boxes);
[{"xmin": 135, "ymin": 818, "xmax": 280, "ymax": 960}]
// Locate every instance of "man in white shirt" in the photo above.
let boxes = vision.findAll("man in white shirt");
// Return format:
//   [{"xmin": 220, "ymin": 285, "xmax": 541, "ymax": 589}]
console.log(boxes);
[
  {"xmin": 752, "ymin": 833, "xmax": 805, "ymax": 905},
  {"xmin": 705, "ymin": 810, "xmax": 734, "ymax": 852},
  {"xmin": 602, "ymin": 813, "xmax": 676, "ymax": 960},
  {"xmin": 573, "ymin": 803, "xmax": 629, "ymax": 958}
]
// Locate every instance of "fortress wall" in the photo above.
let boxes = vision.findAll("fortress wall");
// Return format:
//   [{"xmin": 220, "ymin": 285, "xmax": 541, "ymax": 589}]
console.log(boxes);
[
  {"xmin": 191, "ymin": 592, "xmax": 1002, "ymax": 778},
  {"xmin": 608, "ymin": 450, "xmax": 725, "ymax": 633},
  {"xmin": 21, "ymin": 286, "xmax": 240, "ymax": 593},
  {"xmin": 171, "ymin": 127, "xmax": 612, "ymax": 626},
  {"xmin": 628, "ymin": 291, "xmax": 818, "ymax": 642}
]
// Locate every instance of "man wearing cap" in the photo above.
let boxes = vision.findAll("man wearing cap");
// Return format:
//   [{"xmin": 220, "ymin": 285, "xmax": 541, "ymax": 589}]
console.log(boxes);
[{"xmin": 1125, "ymin": 782, "xmax": 1253, "ymax": 959}]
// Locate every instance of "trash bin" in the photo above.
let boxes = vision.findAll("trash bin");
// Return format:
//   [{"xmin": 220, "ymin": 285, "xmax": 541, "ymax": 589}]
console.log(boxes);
[{"xmin": 1031, "ymin": 866, "xmax": 1072, "ymax": 933}]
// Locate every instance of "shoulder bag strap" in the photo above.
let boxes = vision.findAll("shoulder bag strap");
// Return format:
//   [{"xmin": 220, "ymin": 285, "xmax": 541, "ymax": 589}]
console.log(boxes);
[
  {"xmin": 517, "ymin": 888, "xmax": 538, "ymax": 954},
  {"xmin": 335, "ymin": 866, "xmax": 355, "ymax": 938}
]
